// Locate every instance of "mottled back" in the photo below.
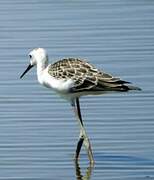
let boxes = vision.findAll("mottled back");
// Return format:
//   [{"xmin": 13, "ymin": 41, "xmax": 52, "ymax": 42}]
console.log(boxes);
[{"xmin": 48, "ymin": 58, "xmax": 135, "ymax": 92}]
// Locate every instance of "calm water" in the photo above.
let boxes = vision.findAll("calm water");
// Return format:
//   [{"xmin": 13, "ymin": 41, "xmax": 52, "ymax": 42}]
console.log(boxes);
[{"xmin": 0, "ymin": 0, "xmax": 154, "ymax": 179}]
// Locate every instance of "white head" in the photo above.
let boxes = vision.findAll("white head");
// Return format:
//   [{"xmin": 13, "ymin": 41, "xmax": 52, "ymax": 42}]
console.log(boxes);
[
  {"xmin": 29, "ymin": 48, "xmax": 48, "ymax": 66},
  {"xmin": 20, "ymin": 48, "xmax": 48, "ymax": 79}
]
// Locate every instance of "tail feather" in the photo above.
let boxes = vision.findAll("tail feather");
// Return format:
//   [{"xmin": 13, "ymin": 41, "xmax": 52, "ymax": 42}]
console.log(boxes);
[
  {"xmin": 98, "ymin": 77, "xmax": 141, "ymax": 92},
  {"xmin": 126, "ymin": 85, "xmax": 142, "ymax": 91},
  {"xmin": 113, "ymin": 84, "xmax": 141, "ymax": 92}
]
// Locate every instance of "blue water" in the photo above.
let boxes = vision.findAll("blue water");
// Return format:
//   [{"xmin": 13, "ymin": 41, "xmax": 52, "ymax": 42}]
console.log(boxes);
[{"xmin": 0, "ymin": 0, "xmax": 154, "ymax": 179}]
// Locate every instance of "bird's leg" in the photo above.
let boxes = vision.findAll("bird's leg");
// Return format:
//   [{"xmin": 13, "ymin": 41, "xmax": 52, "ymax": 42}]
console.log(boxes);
[
  {"xmin": 74, "ymin": 160, "xmax": 94, "ymax": 180},
  {"xmin": 75, "ymin": 133, "xmax": 84, "ymax": 160},
  {"xmin": 72, "ymin": 98, "xmax": 94, "ymax": 165},
  {"xmin": 75, "ymin": 98, "xmax": 94, "ymax": 164},
  {"xmin": 71, "ymin": 100, "xmax": 84, "ymax": 160}
]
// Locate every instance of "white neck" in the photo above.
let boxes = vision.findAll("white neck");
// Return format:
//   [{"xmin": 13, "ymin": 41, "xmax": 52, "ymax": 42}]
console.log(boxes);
[{"xmin": 36, "ymin": 61, "xmax": 48, "ymax": 83}]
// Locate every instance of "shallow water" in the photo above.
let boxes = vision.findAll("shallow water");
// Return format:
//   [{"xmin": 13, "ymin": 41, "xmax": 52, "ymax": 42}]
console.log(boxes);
[{"xmin": 0, "ymin": 0, "xmax": 154, "ymax": 179}]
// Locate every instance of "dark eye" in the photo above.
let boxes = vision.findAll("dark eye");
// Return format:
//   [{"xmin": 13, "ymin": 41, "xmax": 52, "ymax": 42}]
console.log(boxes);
[{"xmin": 29, "ymin": 55, "xmax": 32, "ymax": 58}]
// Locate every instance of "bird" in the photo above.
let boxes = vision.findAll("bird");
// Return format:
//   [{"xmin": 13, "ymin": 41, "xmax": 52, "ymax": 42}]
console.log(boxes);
[{"xmin": 20, "ymin": 48, "xmax": 141, "ymax": 165}]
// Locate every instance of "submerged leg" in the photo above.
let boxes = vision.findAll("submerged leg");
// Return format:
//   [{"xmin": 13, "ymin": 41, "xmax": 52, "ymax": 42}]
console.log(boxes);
[
  {"xmin": 72, "ymin": 98, "xmax": 94, "ymax": 164},
  {"xmin": 75, "ymin": 135, "xmax": 84, "ymax": 160},
  {"xmin": 74, "ymin": 160, "xmax": 94, "ymax": 180}
]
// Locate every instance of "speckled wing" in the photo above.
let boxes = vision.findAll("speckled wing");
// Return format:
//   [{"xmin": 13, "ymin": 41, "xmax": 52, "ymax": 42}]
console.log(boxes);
[{"xmin": 48, "ymin": 58, "xmax": 130, "ymax": 92}]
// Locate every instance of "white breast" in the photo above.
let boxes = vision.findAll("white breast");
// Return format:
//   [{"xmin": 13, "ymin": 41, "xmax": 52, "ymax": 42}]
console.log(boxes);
[{"xmin": 39, "ymin": 69, "xmax": 74, "ymax": 94}]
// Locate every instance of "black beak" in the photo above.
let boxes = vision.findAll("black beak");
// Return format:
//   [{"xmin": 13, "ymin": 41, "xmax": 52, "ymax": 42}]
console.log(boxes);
[{"xmin": 20, "ymin": 64, "xmax": 34, "ymax": 79}]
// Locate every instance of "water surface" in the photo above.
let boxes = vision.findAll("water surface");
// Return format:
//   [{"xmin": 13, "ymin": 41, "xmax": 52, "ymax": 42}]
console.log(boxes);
[{"xmin": 0, "ymin": 0, "xmax": 154, "ymax": 179}]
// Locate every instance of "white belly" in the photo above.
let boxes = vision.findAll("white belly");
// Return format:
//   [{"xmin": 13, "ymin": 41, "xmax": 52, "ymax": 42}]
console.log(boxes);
[{"xmin": 38, "ymin": 71, "xmax": 74, "ymax": 95}]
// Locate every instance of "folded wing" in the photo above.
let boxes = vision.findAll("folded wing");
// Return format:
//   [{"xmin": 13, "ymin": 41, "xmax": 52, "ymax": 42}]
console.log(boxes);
[{"xmin": 48, "ymin": 58, "xmax": 140, "ymax": 93}]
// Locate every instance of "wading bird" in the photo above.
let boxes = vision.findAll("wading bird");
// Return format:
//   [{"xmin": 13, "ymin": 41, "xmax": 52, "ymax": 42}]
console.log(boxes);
[{"xmin": 20, "ymin": 48, "xmax": 141, "ymax": 165}]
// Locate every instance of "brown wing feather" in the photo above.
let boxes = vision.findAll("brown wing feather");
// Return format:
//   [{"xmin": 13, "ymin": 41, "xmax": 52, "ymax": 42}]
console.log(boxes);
[{"xmin": 48, "ymin": 58, "xmax": 131, "ymax": 92}]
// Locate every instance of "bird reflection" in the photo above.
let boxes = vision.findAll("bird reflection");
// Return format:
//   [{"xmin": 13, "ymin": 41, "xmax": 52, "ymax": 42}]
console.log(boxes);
[{"xmin": 74, "ymin": 161, "xmax": 94, "ymax": 180}]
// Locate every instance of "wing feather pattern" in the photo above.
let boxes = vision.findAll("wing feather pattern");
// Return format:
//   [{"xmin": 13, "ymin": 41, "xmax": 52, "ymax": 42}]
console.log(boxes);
[{"xmin": 48, "ymin": 58, "xmax": 140, "ymax": 93}]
